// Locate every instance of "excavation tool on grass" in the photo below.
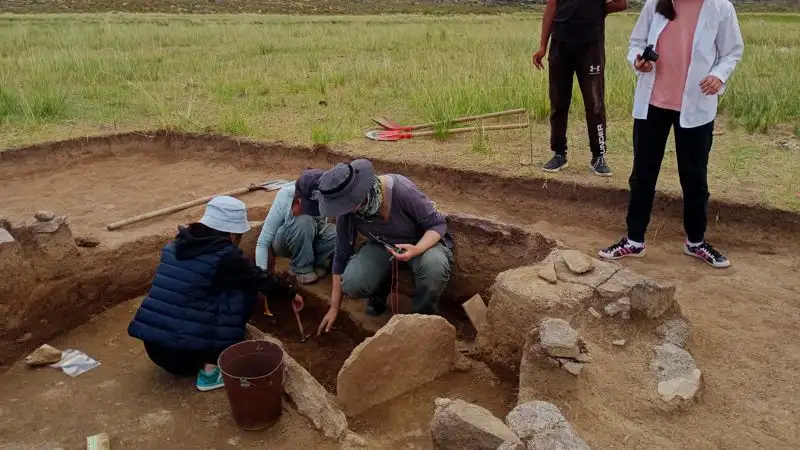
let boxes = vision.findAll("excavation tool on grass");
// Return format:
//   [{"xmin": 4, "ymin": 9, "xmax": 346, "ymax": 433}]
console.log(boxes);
[
  {"xmin": 366, "ymin": 123, "xmax": 530, "ymax": 142},
  {"xmin": 106, "ymin": 180, "xmax": 290, "ymax": 231},
  {"xmin": 372, "ymin": 108, "xmax": 527, "ymax": 132}
]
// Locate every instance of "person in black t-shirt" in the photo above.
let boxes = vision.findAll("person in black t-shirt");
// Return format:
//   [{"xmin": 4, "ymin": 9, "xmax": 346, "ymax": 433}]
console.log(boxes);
[{"xmin": 533, "ymin": 0, "xmax": 628, "ymax": 177}]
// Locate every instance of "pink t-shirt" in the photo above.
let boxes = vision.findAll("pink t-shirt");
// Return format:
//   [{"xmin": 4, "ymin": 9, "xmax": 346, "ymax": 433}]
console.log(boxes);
[{"xmin": 650, "ymin": 0, "xmax": 705, "ymax": 111}]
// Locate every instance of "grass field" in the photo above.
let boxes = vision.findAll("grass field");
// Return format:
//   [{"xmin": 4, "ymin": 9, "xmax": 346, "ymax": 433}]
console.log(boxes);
[{"xmin": 0, "ymin": 12, "xmax": 799, "ymax": 209}]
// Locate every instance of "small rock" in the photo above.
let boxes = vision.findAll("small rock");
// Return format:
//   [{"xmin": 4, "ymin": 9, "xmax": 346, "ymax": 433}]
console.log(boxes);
[
  {"xmin": 506, "ymin": 401, "xmax": 589, "ymax": 450},
  {"xmin": 604, "ymin": 297, "xmax": 631, "ymax": 317},
  {"xmin": 574, "ymin": 352, "xmax": 592, "ymax": 363},
  {"xmin": 16, "ymin": 332, "xmax": 33, "ymax": 343},
  {"xmin": 656, "ymin": 318, "xmax": 690, "ymax": 348},
  {"xmin": 538, "ymin": 318, "xmax": 579, "ymax": 358},
  {"xmin": 537, "ymin": 259, "xmax": 558, "ymax": 284},
  {"xmin": 29, "ymin": 216, "xmax": 66, "ymax": 234},
  {"xmin": 559, "ymin": 359, "xmax": 584, "ymax": 376},
  {"xmin": 25, "ymin": 344, "xmax": 63, "ymax": 366},
  {"xmin": 561, "ymin": 250, "xmax": 593, "ymax": 274},
  {"xmin": 630, "ymin": 280, "xmax": 676, "ymax": 319},
  {"xmin": 612, "ymin": 339, "xmax": 627, "ymax": 347},
  {"xmin": 341, "ymin": 431, "xmax": 368, "ymax": 449},
  {"xmin": 621, "ymin": 311, "xmax": 631, "ymax": 320},
  {"xmin": 0, "ymin": 216, "xmax": 10, "ymax": 230},
  {"xmin": 34, "ymin": 210, "xmax": 56, "ymax": 222},
  {"xmin": 430, "ymin": 398, "xmax": 522, "ymax": 450},
  {"xmin": 497, "ymin": 440, "xmax": 525, "ymax": 450},
  {"xmin": 588, "ymin": 307, "xmax": 601, "ymax": 319},
  {"xmin": 0, "ymin": 228, "xmax": 14, "ymax": 244},
  {"xmin": 75, "ymin": 236, "xmax": 101, "ymax": 248},
  {"xmin": 651, "ymin": 343, "xmax": 702, "ymax": 409}
]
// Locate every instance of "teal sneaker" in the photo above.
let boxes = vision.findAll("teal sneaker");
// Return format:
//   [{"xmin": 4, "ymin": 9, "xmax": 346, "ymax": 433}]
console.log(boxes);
[{"xmin": 196, "ymin": 367, "xmax": 225, "ymax": 392}]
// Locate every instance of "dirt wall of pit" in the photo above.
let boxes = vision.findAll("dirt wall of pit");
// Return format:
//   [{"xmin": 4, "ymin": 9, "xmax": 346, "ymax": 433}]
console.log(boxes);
[
  {"xmin": 0, "ymin": 210, "xmax": 556, "ymax": 369},
  {"xmin": 3, "ymin": 130, "xmax": 799, "ymax": 369}
]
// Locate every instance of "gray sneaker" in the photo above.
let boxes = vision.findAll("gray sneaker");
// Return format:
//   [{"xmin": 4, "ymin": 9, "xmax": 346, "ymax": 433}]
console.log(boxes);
[
  {"xmin": 590, "ymin": 155, "xmax": 612, "ymax": 177},
  {"xmin": 542, "ymin": 154, "xmax": 568, "ymax": 172}
]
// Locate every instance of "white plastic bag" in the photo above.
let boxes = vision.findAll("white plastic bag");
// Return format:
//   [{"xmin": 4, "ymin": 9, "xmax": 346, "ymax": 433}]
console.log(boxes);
[{"xmin": 49, "ymin": 349, "xmax": 100, "ymax": 376}]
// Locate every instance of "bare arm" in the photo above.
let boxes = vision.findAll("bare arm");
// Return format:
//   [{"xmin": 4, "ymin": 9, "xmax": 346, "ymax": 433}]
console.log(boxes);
[
  {"xmin": 605, "ymin": 0, "xmax": 628, "ymax": 15},
  {"xmin": 539, "ymin": 0, "xmax": 558, "ymax": 51}
]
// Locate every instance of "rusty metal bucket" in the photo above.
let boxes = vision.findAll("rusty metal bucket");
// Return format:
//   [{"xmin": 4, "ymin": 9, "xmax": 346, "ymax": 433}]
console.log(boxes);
[{"xmin": 218, "ymin": 340, "xmax": 284, "ymax": 431}]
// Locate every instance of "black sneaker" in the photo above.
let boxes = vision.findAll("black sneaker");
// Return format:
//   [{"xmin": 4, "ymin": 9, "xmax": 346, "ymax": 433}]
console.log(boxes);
[
  {"xmin": 365, "ymin": 296, "xmax": 388, "ymax": 316},
  {"xmin": 590, "ymin": 155, "xmax": 612, "ymax": 177},
  {"xmin": 598, "ymin": 237, "xmax": 647, "ymax": 260},
  {"xmin": 683, "ymin": 241, "xmax": 731, "ymax": 268},
  {"xmin": 542, "ymin": 154, "xmax": 568, "ymax": 173}
]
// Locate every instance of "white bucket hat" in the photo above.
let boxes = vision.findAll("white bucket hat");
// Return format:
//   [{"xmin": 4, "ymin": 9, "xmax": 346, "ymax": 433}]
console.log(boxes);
[{"xmin": 199, "ymin": 196, "xmax": 251, "ymax": 234}]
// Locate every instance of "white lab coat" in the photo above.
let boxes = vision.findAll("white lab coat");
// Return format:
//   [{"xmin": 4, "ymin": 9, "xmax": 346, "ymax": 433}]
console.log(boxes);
[{"xmin": 628, "ymin": 0, "xmax": 744, "ymax": 128}]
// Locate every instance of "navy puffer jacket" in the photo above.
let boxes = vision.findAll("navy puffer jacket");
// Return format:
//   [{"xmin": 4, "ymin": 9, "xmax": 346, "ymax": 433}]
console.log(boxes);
[{"xmin": 128, "ymin": 224, "xmax": 295, "ymax": 351}]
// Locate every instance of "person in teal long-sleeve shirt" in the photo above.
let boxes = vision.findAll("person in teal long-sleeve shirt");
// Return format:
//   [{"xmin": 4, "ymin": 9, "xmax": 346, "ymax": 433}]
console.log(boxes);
[{"xmin": 255, "ymin": 169, "xmax": 336, "ymax": 284}]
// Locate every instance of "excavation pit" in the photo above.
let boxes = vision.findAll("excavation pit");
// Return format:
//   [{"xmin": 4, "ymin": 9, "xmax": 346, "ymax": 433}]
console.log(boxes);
[{"xmin": 3, "ymin": 132, "xmax": 800, "ymax": 449}]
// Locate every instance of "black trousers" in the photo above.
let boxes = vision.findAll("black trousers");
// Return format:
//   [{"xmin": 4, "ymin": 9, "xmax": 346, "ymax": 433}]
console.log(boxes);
[
  {"xmin": 548, "ymin": 39, "xmax": 607, "ymax": 157},
  {"xmin": 626, "ymin": 105, "xmax": 714, "ymax": 243},
  {"xmin": 144, "ymin": 342, "xmax": 227, "ymax": 377}
]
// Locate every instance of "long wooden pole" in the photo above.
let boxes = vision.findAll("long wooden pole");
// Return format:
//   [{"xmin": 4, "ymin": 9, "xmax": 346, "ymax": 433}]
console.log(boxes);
[
  {"xmin": 407, "ymin": 108, "xmax": 527, "ymax": 131},
  {"xmin": 410, "ymin": 122, "xmax": 529, "ymax": 138},
  {"xmin": 106, "ymin": 182, "xmax": 285, "ymax": 231}
]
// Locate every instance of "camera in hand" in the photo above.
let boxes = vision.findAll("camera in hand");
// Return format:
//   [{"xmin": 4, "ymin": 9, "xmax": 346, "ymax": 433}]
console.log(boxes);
[{"xmin": 642, "ymin": 44, "xmax": 659, "ymax": 63}]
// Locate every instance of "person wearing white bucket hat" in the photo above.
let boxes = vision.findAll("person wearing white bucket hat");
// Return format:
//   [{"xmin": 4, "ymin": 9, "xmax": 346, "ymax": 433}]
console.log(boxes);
[{"xmin": 128, "ymin": 196, "xmax": 303, "ymax": 392}]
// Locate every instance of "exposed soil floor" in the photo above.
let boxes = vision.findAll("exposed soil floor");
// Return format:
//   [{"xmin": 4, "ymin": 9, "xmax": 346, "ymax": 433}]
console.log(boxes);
[
  {"xmin": 2, "ymin": 140, "xmax": 799, "ymax": 448},
  {"xmin": 0, "ymin": 297, "xmax": 515, "ymax": 450}
]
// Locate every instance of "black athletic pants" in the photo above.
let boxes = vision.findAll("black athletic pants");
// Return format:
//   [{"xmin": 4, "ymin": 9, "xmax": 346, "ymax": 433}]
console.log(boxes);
[
  {"xmin": 626, "ymin": 105, "xmax": 714, "ymax": 244},
  {"xmin": 144, "ymin": 342, "xmax": 227, "ymax": 377},
  {"xmin": 548, "ymin": 39, "xmax": 607, "ymax": 157}
]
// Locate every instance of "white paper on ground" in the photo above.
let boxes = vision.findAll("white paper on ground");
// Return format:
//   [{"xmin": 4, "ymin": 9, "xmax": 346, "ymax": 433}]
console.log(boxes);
[{"xmin": 49, "ymin": 349, "xmax": 100, "ymax": 376}]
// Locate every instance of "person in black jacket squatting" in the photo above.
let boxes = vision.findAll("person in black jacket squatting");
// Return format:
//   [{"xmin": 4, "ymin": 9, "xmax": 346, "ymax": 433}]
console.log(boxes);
[{"xmin": 128, "ymin": 196, "xmax": 303, "ymax": 392}]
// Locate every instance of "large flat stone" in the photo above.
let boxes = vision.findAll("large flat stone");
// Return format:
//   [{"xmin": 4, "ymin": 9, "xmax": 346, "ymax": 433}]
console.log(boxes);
[
  {"xmin": 651, "ymin": 343, "xmax": 702, "ymax": 410},
  {"xmin": 505, "ymin": 401, "xmax": 589, "ymax": 450},
  {"xmin": 553, "ymin": 251, "xmax": 621, "ymax": 289},
  {"xmin": 630, "ymin": 280, "xmax": 676, "ymax": 319},
  {"xmin": 337, "ymin": 314, "xmax": 456, "ymax": 417},
  {"xmin": 476, "ymin": 267, "xmax": 594, "ymax": 369},
  {"xmin": 430, "ymin": 398, "xmax": 522, "ymax": 450},
  {"xmin": 596, "ymin": 268, "xmax": 650, "ymax": 300},
  {"xmin": 657, "ymin": 318, "xmax": 691, "ymax": 348}
]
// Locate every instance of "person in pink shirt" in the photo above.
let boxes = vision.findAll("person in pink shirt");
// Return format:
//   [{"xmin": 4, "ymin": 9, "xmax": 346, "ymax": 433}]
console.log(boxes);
[{"xmin": 599, "ymin": 0, "xmax": 743, "ymax": 268}]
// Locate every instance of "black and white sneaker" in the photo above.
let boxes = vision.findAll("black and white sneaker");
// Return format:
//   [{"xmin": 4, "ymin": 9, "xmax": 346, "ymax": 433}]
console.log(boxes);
[
  {"xmin": 590, "ymin": 155, "xmax": 612, "ymax": 177},
  {"xmin": 683, "ymin": 241, "xmax": 731, "ymax": 268},
  {"xmin": 599, "ymin": 237, "xmax": 647, "ymax": 260},
  {"xmin": 542, "ymin": 154, "xmax": 568, "ymax": 173}
]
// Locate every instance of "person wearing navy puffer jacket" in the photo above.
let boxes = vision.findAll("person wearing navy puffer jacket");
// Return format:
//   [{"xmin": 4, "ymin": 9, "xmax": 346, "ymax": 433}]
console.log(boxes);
[{"xmin": 128, "ymin": 196, "xmax": 303, "ymax": 392}]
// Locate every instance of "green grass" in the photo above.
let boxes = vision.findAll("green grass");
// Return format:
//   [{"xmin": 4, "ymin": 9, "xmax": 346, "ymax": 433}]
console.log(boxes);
[
  {"xmin": 0, "ymin": 13, "xmax": 797, "ymax": 143},
  {"xmin": 0, "ymin": 12, "xmax": 798, "ymax": 210}
]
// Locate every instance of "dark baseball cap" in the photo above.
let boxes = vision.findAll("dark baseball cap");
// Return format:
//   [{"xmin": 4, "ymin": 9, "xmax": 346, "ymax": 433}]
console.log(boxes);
[{"xmin": 295, "ymin": 169, "xmax": 324, "ymax": 217}]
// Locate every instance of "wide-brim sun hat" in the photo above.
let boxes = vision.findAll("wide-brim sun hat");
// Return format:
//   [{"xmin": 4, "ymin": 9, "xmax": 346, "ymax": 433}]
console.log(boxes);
[
  {"xmin": 317, "ymin": 159, "xmax": 375, "ymax": 218},
  {"xmin": 199, "ymin": 195, "xmax": 251, "ymax": 234},
  {"xmin": 295, "ymin": 168, "xmax": 324, "ymax": 217}
]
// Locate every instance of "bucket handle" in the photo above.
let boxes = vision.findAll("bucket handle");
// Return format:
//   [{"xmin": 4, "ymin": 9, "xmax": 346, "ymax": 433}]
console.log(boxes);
[{"xmin": 239, "ymin": 378, "xmax": 274, "ymax": 389}]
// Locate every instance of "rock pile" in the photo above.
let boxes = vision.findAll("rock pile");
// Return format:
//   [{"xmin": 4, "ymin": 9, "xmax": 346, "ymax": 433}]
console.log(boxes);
[
  {"xmin": 429, "ymin": 398, "xmax": 589, "ymax": 450},
  {"xmin": 536, "ymin": 318, "xmax": 590, "ymax": 376}
]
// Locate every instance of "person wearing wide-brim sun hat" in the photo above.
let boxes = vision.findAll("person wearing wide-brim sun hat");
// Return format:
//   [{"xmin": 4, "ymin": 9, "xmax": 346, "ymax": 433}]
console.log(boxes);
[
  {"xmin": 314, "ymin": 159, "xmax": 454, "ymax": 335},
  {"xmin": 128, "ymin": 196, "xmax": 303, "ymax": 392}
]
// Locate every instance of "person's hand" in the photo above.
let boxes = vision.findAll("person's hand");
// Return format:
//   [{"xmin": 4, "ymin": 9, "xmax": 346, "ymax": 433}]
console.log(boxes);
[
  {"xmin": 634, "ymin": 55, "xmax": 654, "ymax": 73},
  {"xmin": 292, "ymin": 294, "xmax": 304, "ymax": 313},
  {"xmin": 532, "ymin": 47, "xmax": 546, "ymax": 70},
  {"xmin": 699, "ymin": 75, "xmax": 723, "ymax": 95},
  {"xmin": 317, "ymin": 307, "xmax": 338, "ymax": 335},
  {"xmin": 389, "ymin": 244, "xmax": 419, "ymax": 262}
]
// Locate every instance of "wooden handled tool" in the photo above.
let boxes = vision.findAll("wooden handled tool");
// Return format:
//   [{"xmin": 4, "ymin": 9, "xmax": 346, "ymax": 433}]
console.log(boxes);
[
  {"xmin": 106, "ymin": 179, "xmax": 290, "ymax": 231},
  {"xmin": 366, "ymin": 122, "xmax": 529, "ymax": 142},
  {"xmin": 372, "ymin": 108, "xmax": 527, "ymax": 132}
]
